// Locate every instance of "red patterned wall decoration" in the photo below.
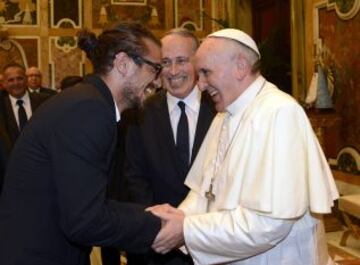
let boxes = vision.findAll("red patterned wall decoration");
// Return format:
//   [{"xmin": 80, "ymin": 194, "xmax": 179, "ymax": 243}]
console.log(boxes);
[{"xmin": 314, "ymin": 0, "xmax": 360, "ymax": 151}]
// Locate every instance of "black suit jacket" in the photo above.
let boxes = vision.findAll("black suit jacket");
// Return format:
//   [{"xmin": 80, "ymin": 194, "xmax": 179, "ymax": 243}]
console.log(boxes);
[
  {"xmin": 121, "ymin": 90, "xmax": 215, "ymax": 265},
  {"xmin": 0, "ymin": 130, "xmax": 11, "ymax": 193},
  {"xmin": 0, "ymin": 90, "xmax": 47, "ymax": 148},
  {"xmin": 0, "ymin": 75, "xmax": 160, "ymax": 265},
  {"xmin": 124, "ymin": 89, "xmax": 216, "ymax": 207}
]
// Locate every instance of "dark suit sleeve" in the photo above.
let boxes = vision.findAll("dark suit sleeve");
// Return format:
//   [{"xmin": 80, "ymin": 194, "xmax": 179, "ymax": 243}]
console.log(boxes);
[
  {"xmin": 0, "ymin": 130, "xmax": 11, "ymax": 194},
  {"xmin": 49, "ymin": 101, "xmax": 160, "ymax": 252},
  {"xmin": 124, "ymin": 111, "xmax": 154, "ymax": 206},
  {"xmin": 0, "ymin": 139, "xmax": 8, "ymax": 193}
]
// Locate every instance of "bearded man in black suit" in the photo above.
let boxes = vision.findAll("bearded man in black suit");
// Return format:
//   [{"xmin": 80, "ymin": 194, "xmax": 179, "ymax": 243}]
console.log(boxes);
[{"xmin": 0, "ymin": 22, "xmax": 181, "ymax": 265}]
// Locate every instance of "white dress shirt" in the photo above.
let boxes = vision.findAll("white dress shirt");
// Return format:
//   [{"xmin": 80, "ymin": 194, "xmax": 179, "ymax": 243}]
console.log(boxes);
[
  {"xmin": 167, "ymin": 86, "xmax": 201, "ymax": 160},
  {"xmin": 28, "ymin": 87, "xmax": 40, "ymax": 93},
  {"xmin": 114, "ymin": 100, "xmax": 120, "ymax": 122},
  {"xmin": 8, "ymin": 92, "xmax": 33, "ymax": 129}
]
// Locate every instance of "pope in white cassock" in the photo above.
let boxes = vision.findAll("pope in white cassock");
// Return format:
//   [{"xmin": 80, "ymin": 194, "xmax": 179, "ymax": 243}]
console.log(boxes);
[{"xmin": 149, "ymin": 29, "xmax": 339, "ymax": 265}]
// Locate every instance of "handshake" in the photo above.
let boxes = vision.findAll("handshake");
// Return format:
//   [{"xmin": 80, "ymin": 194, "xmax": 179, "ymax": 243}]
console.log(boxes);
[{"xmin": 146, "ymin": 204, "xmax": 185, "ymax": 254}]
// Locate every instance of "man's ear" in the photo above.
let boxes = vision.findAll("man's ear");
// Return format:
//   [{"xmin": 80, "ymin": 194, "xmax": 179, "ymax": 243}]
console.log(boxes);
[
  {"xmin": 114, "ymin": 52, "xmax": 131, "ymax": 77},
  {"xmin": 234, "ymin": 55, "xmax": 249, "ymax": 80}
]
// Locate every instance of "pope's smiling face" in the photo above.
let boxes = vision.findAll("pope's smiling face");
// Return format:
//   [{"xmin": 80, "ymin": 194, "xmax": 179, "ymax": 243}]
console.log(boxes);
[{"xmin": 195, "ymin": 38, "xmax": 241, "ymax": 112}]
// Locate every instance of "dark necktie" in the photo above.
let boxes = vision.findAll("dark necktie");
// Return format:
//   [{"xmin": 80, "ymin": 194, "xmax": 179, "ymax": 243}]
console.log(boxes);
[
  {"xmin": 176, "ymin": 101, "xmax": 189, "ymax": 176},
  {"xmin": 16, "ymin": 99, "xmax": 28, "ymax": 131}
]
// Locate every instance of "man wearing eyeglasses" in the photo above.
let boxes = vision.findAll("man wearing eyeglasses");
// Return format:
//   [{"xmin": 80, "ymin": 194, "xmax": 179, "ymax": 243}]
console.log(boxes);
[
  {"xmin": 120, "ymin": 28, "xmax": 216, "ymax": 265},
  {"xmin": 0, "ymin": 22, "xmax": 179, "ymax": 265},
  {"xmin": 26, "ymin": 66, "xmax": 57, "ymax": 97}
]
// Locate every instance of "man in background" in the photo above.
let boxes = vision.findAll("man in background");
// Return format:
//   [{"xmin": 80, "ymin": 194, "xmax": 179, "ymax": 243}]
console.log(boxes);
[
  {"xmin": 0, "ymin": 63, "xmax": 47, "ymax": 148},
  {"xmin": 26, "ymin": 66, "xmax": 57, "ymax": 96}
]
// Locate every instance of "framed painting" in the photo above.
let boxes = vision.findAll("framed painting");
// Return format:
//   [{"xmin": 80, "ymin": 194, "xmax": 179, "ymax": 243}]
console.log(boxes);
[{"xmin": 92, "ymin": 0, "xmax": 167, "ymax": 30}]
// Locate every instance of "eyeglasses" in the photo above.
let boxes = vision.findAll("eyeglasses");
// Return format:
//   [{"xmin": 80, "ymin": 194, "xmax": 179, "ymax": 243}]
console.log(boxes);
[{"xmin": 133, "ymin": 56, "xmax": 163, "ymax": 79}]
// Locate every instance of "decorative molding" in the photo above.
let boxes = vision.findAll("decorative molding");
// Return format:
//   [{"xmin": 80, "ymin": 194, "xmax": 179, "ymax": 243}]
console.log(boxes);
[
  {"xmin": 11, "ymin": 35, "xmax": 40, "ymax": 68},
  {"xmin": 54, "ymin": 36, "xmax": 77, "ymax": 53},
  {"xmin": 329, "ymin": 147, "xmax": 360, "ymax": 175},
  {"xmin": 327, "ymin": 0, "xmax": 360, "ymax": 20},
  {"xmin": 175, "ymin": 0, "xmax": 204, "ymax": 31},
  {"xmin": 54, "ymin": 18, "xmax": 78, "ymax": 29},
  {"xmin": 0, "ymin": 0, "xmax": 40, "ymax": 27},
  {"xmin": 179, "ymin": 21, "xmax": 200, "ymax": 31},
  {"xmin": 314, "ymin": 0, "xmax": 360, "ymax": 51},
  {"xmin": 48, "ymin": 37, "xmax": 85, "ymax": 89},
  {"xmin": 1, "ymin": 38, "xmax": 30, "ymax": 68},
  {"xmin": 111, "ymin": 0, "xmax": 147, "ymax": 6},
  {"xmin": 50, "ymin": 0, "xmax": 82, "ymax": 28}
]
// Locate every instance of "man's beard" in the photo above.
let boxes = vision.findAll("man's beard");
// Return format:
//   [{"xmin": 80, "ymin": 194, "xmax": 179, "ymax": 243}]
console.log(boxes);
[{"xmin": 122, "ymin": 84, "xmax": 142, "ymax": 109}]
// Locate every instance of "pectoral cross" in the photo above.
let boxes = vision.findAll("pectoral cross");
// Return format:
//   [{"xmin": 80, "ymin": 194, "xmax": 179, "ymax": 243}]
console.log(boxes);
[{"xmin": 205, "ymin": 183, "xmax": 215, "ymax": 202}]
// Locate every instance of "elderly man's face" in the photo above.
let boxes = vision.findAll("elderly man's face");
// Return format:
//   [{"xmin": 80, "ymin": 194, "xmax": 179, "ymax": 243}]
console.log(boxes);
[
  {"xmin": 161, "ymin": 34, "xmax": 197, "ymax": 99},
  {"xmin": 3, "ymin": 66, "xmax": 27, "ymax": 99},
  {"xmin": 195, "ymin": 38, "xmax": 239, "ymax": 112},
  {"xmin": 26, "ymin": 67, "xmax": 42, "ymax": 89}
]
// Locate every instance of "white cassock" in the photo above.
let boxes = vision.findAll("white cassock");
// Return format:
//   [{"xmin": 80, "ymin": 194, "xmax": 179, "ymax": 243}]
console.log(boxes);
[{"xmin": 179, "ymin": 75, "xmax": 339, "ymax": 265}]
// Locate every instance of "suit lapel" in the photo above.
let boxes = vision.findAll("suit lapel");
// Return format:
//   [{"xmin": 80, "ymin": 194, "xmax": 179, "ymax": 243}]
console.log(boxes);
[
  {"xmin": 154, "ymin": 91, "xmax": 177, "ymax": 153},
  {"xmin": 3, "ymin": 96, "xmax": 20, "ymax": 145},
  {"xmin": 84, "ymin": 75, "xmax": 118, "ymax": 179}
]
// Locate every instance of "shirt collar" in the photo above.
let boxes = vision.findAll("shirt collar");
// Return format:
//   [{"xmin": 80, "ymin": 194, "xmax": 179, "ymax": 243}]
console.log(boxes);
[
  {"xmin": 167, "ymin": 85, "xmax": 201, "ymax": 114},
  {"xmin": 226, "ymin": 75, "xmax": 266, "ymax": 116},
  {"xmin": 28, "ymin": 87, "xmax": 40, "ymax": 93},
  {"xmin": 9, "ymin": 90, "xmax": 30, "ymax": 107},
  {"xmin": 114, "ymin": 100, "xmax": 121, "ymax": 122}
]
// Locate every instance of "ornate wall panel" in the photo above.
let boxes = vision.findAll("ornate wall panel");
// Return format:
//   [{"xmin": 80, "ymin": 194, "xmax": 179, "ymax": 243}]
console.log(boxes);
[
  {"xmin": 12, "ymin": 37, "xmax": 39, "ymax": 66},
  {"xmin": 314, "ymin": 0, "xmax": 360, "ymax": 151},
  {"xmin": 1, "ymin": 0, "xmax": 213, "ymax": 88},
  {"xmin": 0, "ymin": 0, "xmax": 38, "ymax": 26},
  {"xmin": 175, "ymin": 0, "xmax": 204, "ymax": 30},
  {"xmin": 0, "ymin": 36, "xmax": 38, "ymax": 69},
  {"xmin": 49, "ymin": 36, "xmax": 84, "ymax": 89},
  {"xmin": 51, "ymin": 0, "xmax": 82, "ymax": 28},
  {"xmin": 92, "ymin": 0, "xmax": 167, "ymax": 30}
]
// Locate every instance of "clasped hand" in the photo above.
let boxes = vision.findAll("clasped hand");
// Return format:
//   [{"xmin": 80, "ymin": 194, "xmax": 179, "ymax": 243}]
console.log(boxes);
[{"xmin": 146, "ymin": 204, "xmax": 185, "ymax": 254}]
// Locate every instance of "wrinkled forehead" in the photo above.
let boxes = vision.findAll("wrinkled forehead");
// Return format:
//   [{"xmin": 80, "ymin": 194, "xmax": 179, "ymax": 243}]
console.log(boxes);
[
  {"xmin": 27, "ymin": 68, "xmax": 41, "ymax": 76},
  {"xmin": 195, "ymin": 38, "xmax": 230, "ymax": 65},
  {"xmin": 200, "ymin": 37, "xmax": 236, "ymax": 55},
  {"xmin": 161, "ymin": 34, "xmax": 197, "ymax": 54},
  {"xmin": 4, "ymin": 66, "xmax": 25, "ymax": 78}
]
